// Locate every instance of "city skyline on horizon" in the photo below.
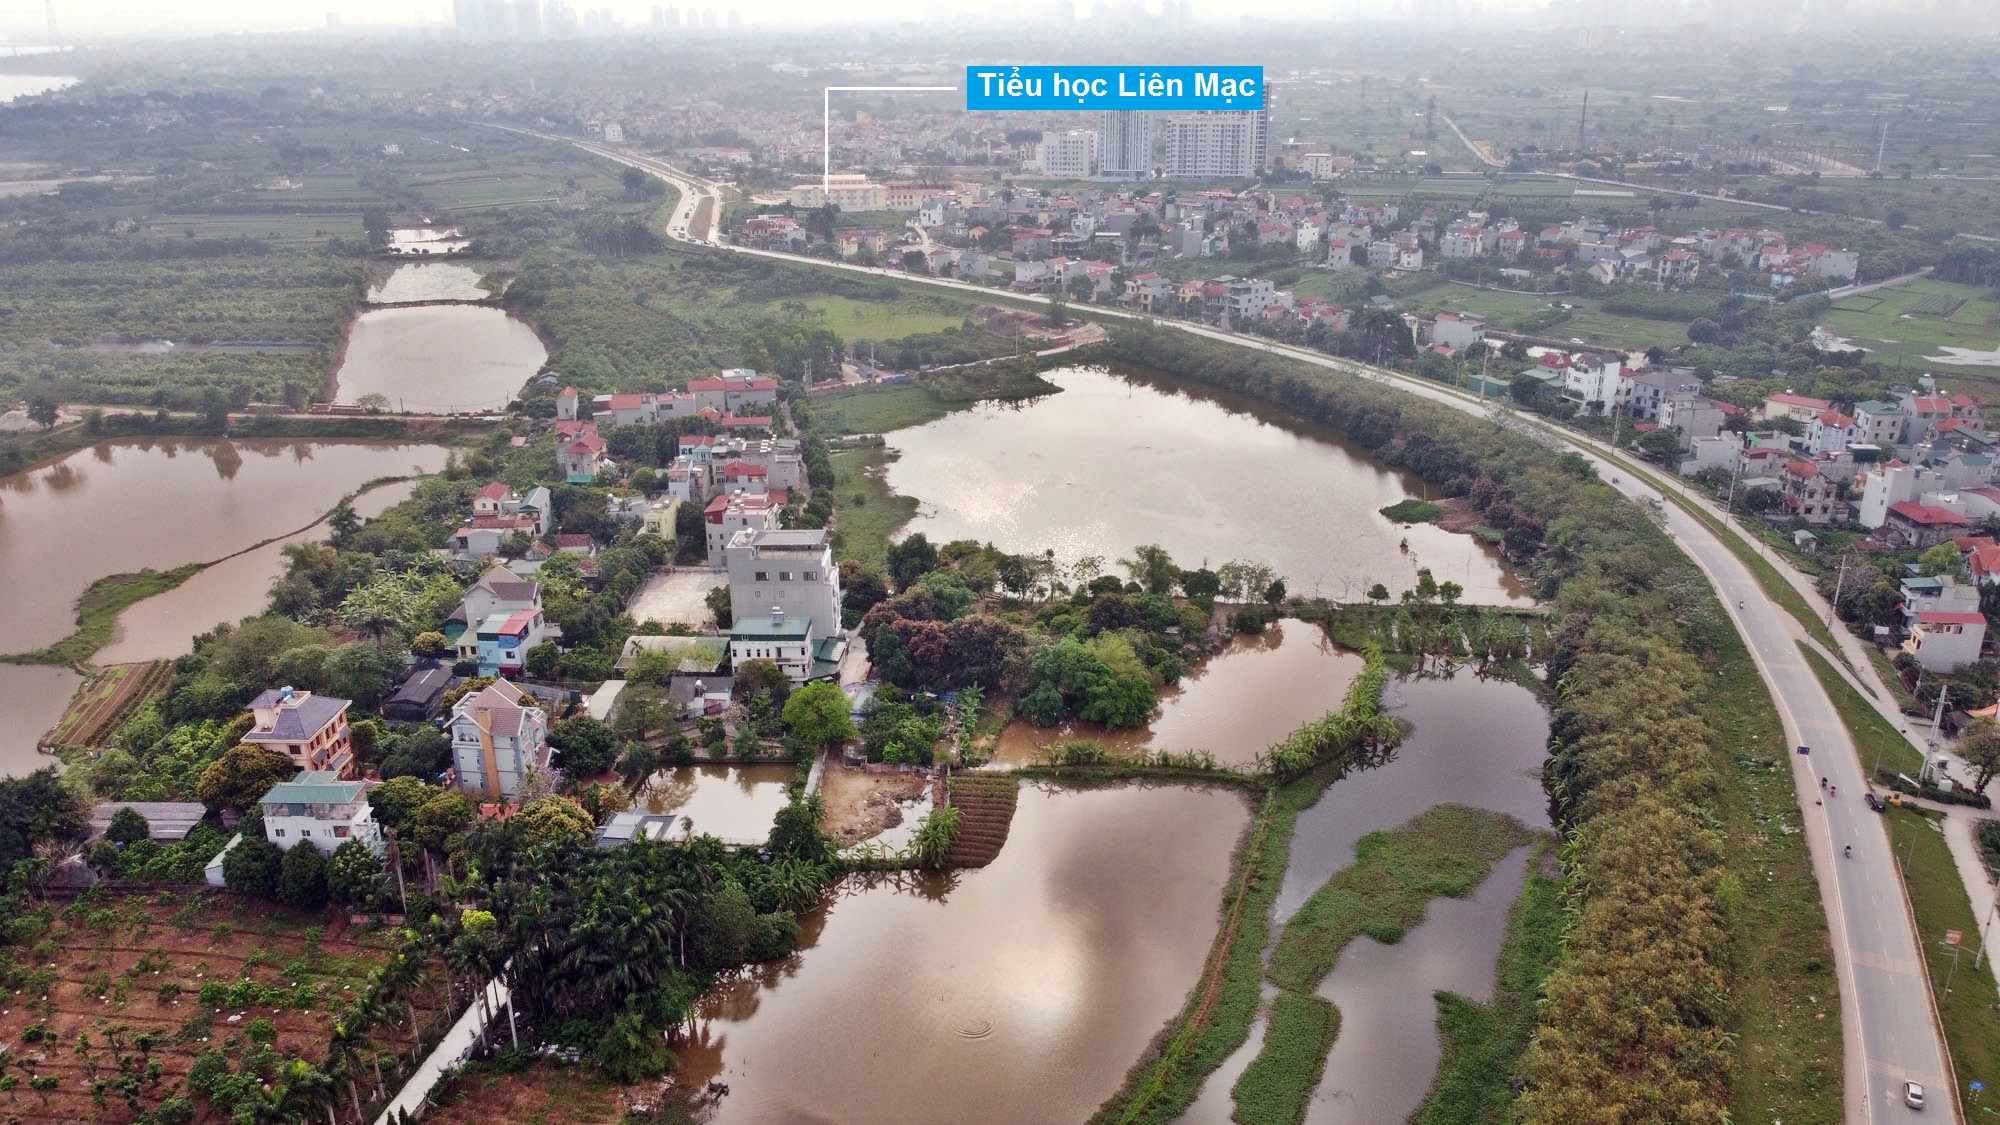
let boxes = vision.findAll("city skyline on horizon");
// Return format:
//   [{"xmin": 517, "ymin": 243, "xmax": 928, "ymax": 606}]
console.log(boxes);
[{"xmin": 3, "ymin": 0, "xmax": 1984, "ymax": 37}]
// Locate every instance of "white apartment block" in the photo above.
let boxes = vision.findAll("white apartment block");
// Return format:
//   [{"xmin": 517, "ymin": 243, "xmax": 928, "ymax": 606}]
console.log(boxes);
[
  {"xmin": 1034, "ymin": 131, "xmax": 1098, "ymax": 178},
  {"xmin": 1161, "ymin": 110, "xmax": 1269, "ymax": 179},
  {"xmin": 1097, "ymin": 111, "xmax": 1154, "ymax": 178}
]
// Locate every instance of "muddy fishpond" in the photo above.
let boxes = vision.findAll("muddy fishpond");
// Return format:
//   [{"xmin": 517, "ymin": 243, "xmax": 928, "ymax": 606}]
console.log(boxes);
[{"xmin": 886, "ymin": 365, "xmax": 1531, "ymax": 606}]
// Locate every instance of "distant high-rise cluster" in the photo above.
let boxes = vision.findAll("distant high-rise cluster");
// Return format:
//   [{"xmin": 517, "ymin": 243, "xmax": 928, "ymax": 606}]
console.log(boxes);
[{"xmin": 452, "ymin": 0, "xmax": 605, "ymax": 37}]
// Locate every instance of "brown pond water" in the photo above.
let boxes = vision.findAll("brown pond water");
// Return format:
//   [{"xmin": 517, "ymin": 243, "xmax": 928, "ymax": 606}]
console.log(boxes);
[
  {"xmin": 365, "ymin": 262, "xmax": 491, "ymax": 304},
  {"xmin": 1179, "ymin": 666, "xmax": 1552, "ymax": 1121},
  {"xmin": 0, "ymin": 439, "xmax": 447, "ymax": 653},
  {"xmin": 679, "ymin": 783, "xmax": 1251, "ymax": 1124},
  {"xmin": 639, "ymin": 763, "xmax": 796, "ymax": 843},
  {"xmin": 0, "ymin": 665, "xmax": 80, "ymax": 777},
  {"xmin": 1306, "ymin": 846, "xmax": 1533, "ymax": 1125},
  {"xmin": 332, "ymin": 305, "xmax": 546, "ymax": 414},
  {"xmin": 884, "ymin": 366, "xmax": 1531, "ymax": 607},
  {"xmin": 987, "ymin": 617, "xmax": 1364, "ymax": 769},
  {"xmin": 95, "ymin": 479, "xmax": 425, "ymax": 665}
]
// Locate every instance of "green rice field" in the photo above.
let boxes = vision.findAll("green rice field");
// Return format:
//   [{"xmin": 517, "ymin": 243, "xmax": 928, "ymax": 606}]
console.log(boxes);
[{"xmin": 1823, "ymin": 278, "xmax": 2000, "ymax": 383}]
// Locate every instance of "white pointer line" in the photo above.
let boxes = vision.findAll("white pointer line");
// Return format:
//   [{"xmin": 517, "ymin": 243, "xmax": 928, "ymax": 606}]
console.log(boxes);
[{"xmin": 824, "ymin": 86, "xmax": 959, "ymax": 192}]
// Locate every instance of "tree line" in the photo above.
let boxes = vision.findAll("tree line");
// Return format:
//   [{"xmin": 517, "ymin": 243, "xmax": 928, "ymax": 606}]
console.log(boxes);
[{"xmin": 1096, "ymin": 324, "xmax": 1770, "ymax": 1118}]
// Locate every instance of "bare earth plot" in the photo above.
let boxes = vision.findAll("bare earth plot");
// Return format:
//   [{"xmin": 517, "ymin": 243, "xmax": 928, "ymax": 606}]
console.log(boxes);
[{"xmin": 625, "ymin": 568, "xmax": 723, "ymax": 628}]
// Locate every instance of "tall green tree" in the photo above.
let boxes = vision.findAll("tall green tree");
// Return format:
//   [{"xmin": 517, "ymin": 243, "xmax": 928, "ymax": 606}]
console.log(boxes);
[
  {"xmin": 278, "ymin": 839, "xmax": 329, "ymax": 910},
  {"xmin": 195, "ymin": 745, "xmax": 298, "ymax": 814},
  {"xmin": 783, "ymin": 682, "xmax": 857, "ymax": 749},
  {"xmin": 1120, "ymin": 544, "xmax": 1179, "ymax": 596},
  {"xmin": 223, "ymin": 836, "xmax": 284, "ymax": 898}
]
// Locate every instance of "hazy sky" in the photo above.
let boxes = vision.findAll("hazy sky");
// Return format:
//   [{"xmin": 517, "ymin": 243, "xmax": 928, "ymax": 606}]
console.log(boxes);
[
  {"xmin": 1, "ymin": 0, "xmax": 1954, "ymax": 36},
  {"xmin": 13, "ymin": 0, "xmax": 1560, "ymax": 35}
]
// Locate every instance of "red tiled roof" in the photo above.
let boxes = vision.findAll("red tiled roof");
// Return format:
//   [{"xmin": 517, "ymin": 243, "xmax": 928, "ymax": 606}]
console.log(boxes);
[
  {"xmin": 1785, "ymin": 461, "xmax": 1821, "ymax": 478},
  {"xmin": 1889, "ymin": 501, "xmax": 1972, "ymax": 527},
  {"xmin": 720, "ymin": 416, "xmax": 773, "ymax": 428},
  {"xmin": 1818, "ymin": 410, "xmax": 1856, "ymax": 428},
  {"xmin": 476, "ymin": 482, "xmax": 511, "ymax": 501},
  {"xmin": 567, "ymin": 434, "xmax": 606, "ymax": 454},
  {"xmin": 720, "ymin": 460, "xmax": 768, "ymax": 477},
  {"xmin": 553, "ymin": 533, "xmax": 592, "ymax": 549},
  {"xmin": 1972, "ymin": 545, "xmax": 2000, "ymax": 579},
  {"xmin": 1918, "ymin": 611, "xmax": 1986, "ymax": 626}
]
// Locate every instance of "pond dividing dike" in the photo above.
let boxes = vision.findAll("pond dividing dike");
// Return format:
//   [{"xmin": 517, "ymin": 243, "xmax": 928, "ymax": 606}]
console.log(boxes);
[{"xmin": 667, "ymin": 646, "xmax": 1550, "ymax": 1123}]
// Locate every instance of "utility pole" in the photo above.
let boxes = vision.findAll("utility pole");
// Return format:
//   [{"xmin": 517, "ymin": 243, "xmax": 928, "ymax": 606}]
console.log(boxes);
[
  {"xmin": 1922, "ymin": 685, "xmax": 1949, "ymax": 786},
  {"xmin": 1826, "ymin": 552, "xmax": 1851, "ymax": 628},
  {"xmin": 1576, "ymin": 88, "xmax": 1589, "ymax": 157}
]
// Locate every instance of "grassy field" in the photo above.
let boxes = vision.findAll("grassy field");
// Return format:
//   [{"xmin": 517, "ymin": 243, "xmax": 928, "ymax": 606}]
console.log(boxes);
[
  {"xmin": 1237, "ymin": 804, "xmax": 1539, "ymax": 1124},
  {"xmin": 1884, "ymin": 805, "xmax": 2000, "ymax": 1103},
  {"xmin": 829, "ymin": 447, "xmax": 919, "ymax": 574},
  {"xmin": 1799, "ymin": 644, "xmax": 1927, "ymax": 780},
  {"xmin": 785, "ymin": 295, "xmax": 968, "ymax": 341},
  {"xmin": 1824, "ymin": 278, "xmax": 2000, "ymax": 380},
  {"xmin": 816, "ymin": 385, "xmax": 960, "ymax": 436},
  {"xmin": 1412, "ymin": 844, "xmax": 1562, "ymax": 1124},
  {"xmin": 1703, "ymin": 623, "xmax": 1846, "ymax": 1123},
  {"xmin": 145, "ymin": 213, "xmax": 366, "ymax": 244},
  {"xmin": 1286, "ymin": 271, "xmax": 1370, "ymax": 302},
  {"xmin": 1398, "ymin": 285, "xmax": 1693, "ymax": 350},
  {"xmin": 428, "ymin": 1060, "xmax": 657, "ymax": 1124},
  {"xmin": 1559, "ymin": 305, "xmax": 1700, "ymax": 349},
  {"xmin": 1229, "ymin": 993, "xmax": 1339, "ymax": 1125}
]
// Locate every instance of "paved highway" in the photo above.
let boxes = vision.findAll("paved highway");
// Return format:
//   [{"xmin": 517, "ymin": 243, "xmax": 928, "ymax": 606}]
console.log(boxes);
[{"xmin": 500, "ymin": 128, "xmax": 1954, "ymax": 1121}]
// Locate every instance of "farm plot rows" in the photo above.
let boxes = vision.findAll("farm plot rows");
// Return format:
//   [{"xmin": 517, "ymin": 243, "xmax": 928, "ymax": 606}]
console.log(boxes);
[
  {"xmin": 0, "ymin": 891, "xmax": 446, "ymax": 1124},
  {"xmin": 42, "ymin": 662, "xmax": 171, "ymax": 751},
  {"xmin": 944, "ymin": 774, "xmax": 1019, "ymax": 868}
]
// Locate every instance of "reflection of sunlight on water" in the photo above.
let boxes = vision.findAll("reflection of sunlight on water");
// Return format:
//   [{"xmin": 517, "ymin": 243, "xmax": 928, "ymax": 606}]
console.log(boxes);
[
  {"xmin": 638, "ymin": 764, "xmax": 793, "ymax": 841},
  {"xmin": 885, "ymin": 367, "xmax": 1532, "ymax": 607},
  {"xmin": 676, "ymin": 786, "xmax": 1251, "ymax": 1125},
  {"xmin": 989, "ymin": 620, "xmax": 1362, "ymax": 769}
]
